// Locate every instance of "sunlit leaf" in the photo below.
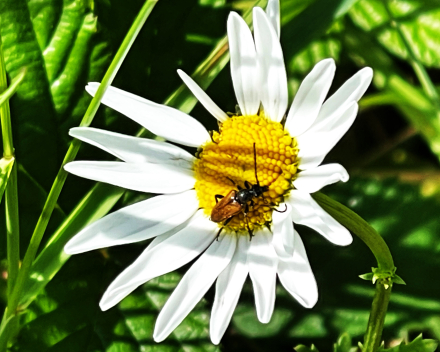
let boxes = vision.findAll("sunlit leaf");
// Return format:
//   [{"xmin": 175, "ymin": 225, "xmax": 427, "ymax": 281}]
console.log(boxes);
[{"xmin": 349, "ymin": 1, "xmax": 440, "ymax": 68}]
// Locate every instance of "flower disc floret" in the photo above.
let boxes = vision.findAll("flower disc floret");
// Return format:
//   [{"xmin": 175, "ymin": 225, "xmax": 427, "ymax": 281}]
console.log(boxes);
[{"xmin": 194, "ymin": 114, "xmax": 298, "ymax": 232}]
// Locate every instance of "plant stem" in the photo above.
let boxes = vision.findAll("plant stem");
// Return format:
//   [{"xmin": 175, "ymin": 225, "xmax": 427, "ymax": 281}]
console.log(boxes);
[
  {"xmin": 0, "ymin": 25, "xmax": 20, "ymax": 344},
  {"xmin": 313, "ymin": 193, "xmax": 394, "ymax": 351},
  {"xmin": 0, "ymin": 1, "xmax": 158, "ymax": 350},
  {"xmin": 363, "ymin": 283, "xmax": 392, "ymax": 352}
]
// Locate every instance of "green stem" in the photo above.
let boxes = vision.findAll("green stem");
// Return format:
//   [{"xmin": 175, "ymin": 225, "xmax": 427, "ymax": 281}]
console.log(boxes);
[
  {"xmin": 313, "ymin": 193, "xmax": 394, "ymax": 351},
  {"xmin": 363, "ymin": 283, "xmax": 392, "ymax": 352},
  {"xmin": 0, "ymin": 1, "xmax": 158, "ymax": 350},
  {"xmin": 0, "ymin": 24, "xmax": 20, "ymax": 345},
  {"xmin": 384, "ymin": 1, "xmax": 440, "ymax": 109}
]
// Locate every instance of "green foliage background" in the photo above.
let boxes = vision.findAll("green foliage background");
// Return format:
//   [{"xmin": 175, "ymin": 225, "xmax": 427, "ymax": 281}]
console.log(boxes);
[{"xmin": 1, "ymin": 0, "xmax": 440, "ymax": 351}]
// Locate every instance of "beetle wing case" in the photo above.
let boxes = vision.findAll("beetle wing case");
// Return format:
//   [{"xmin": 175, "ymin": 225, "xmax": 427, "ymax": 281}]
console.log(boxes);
[{"xmin": 211, "ymin": 190, "xmax": 242, "ymax": 222}]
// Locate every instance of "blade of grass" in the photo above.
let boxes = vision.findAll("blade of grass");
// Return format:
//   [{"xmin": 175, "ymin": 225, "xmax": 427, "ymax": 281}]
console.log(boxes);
[
  {"xmin": 0, "ymin": 69, "xmax": 25, "ymax": 108},
  {"xmin": 0, "ymin": 158, "xmax": 14, "ymax": 202},
  {"xmin": 0, "ymin": 27, "xmax": 20, "ymax": 348}
]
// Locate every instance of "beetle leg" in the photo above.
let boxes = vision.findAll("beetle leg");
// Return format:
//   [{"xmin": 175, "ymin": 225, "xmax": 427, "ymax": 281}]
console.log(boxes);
[
  {"xmin": 243, "ymin": 204, "xmax": 254, "ymax": 240},
  {"xmin": 245, "ymin": 216, "xmax": 253, "ymax": 240},
  {"xmin": 215, "ymin": 217, "xmax": 233, "ymax": 241},
  {"xmin": 272, "ymin": 203, "xmax": 288, "ymax": 213},
  {"xmin": 215, "ymin": 227, "xmax": 224, "ymax": 241},
  {"xmin": 223, "ymin": 217, "xmax": 232, "ymax": 227},
  {"xmin": 209, "ymin": 130, "xmax": 218, "ymax": 144},
  {"xmin": 214, "ymin": 194, "xmax": 224, "ymax": 204},
  {"xmin": 244, "ymin": 181, "xmax": 251, "ymax": 189}
]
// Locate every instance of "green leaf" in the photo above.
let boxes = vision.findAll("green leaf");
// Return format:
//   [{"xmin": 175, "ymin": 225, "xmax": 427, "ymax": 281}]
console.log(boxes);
[
  {"xmin": 349, "ymin": 1, "xmax": 440, "ymax": 68},
  {"xmin": 1, "ymin": 0, "xmax": 60, "ymax": 189},
  {"xmin": 0, "ymin": 157, "xmax": 14, "ymax": 203},
  {"xmin": 378, "ymin": 334, "xmax": 438, "ymax": 352},
  {"xmin": 393, "ymin": 274, "xmax": 406, "ymax": 285},
  {"xmin": 359, "ymin": 272, "xmax": 374, "ymax": 281}
]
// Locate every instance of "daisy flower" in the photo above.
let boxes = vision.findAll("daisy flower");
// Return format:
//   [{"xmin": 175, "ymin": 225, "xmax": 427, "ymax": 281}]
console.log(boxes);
[{"xmin": 64, "ymin": 0, "xmax": 373, "ymax": 345}]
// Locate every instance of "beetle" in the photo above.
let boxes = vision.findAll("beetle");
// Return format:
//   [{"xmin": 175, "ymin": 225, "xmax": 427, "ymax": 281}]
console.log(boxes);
[{"xmin": 210, "ymin": 143, "xmax": 284, "ymax": 239}]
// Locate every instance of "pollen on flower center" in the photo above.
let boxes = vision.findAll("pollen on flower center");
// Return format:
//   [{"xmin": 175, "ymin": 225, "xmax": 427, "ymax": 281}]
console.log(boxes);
[{"xmin": 194, "ymin": 114, "xmax": 299, "ymax": 233}]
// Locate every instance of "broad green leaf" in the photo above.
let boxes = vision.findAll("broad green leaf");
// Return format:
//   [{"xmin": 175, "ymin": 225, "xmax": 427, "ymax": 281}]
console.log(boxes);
[
  {"xmin": 0, "ymin": 158, "xmax": 14, "ymax": 203},
  {"xmin": 378, "ymin": 334, "xmax": 438, "ymax": 352},
  {"xmin": 288, "ymin": 37, "xmax": 342, "ymax": 76},
  {"xmin": 1, "ymin": 0, "xmax": 70, "ymax": 188},
  {"xmin": 349, "ymin": 1, "xmax": 440, "ymax": 68}
]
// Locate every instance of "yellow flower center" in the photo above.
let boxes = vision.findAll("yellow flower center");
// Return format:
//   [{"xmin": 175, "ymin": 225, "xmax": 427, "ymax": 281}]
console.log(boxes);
[{"xmin": 194, "ymin": 114, "xmax": 299, "ymax": 233}]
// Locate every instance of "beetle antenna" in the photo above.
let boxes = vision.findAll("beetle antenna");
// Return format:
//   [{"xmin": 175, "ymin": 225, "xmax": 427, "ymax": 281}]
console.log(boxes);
[{"xmin": 253, "ymin": 143, "xmax": 260, "ymax": 186}]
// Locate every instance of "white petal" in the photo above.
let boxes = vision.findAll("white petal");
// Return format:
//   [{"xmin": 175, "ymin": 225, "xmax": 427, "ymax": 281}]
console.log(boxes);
[
  {"xmin": 99, "ymin": 210, "xmax": 217, "ymax": 311},
  {"xmin": 177, "ymin": 70, "xmax": 228, "ymax": 122},
  {"xmin": 86, "ymin": 83, "xmax": 209, "ymax": 147},
  {"xmin": 285, "ymin": 59, "xmax": 336, "ymax": 137},
  {"xmin": 286, "ymin": 190, "xmax": 352, "ymax": 246},
  {"xmin": 265, "ymin": 0, "xmax": 280, "ymax": 39},
  {"xmin": 70, "ymin": 127, "xmax": 195, "ymax": 169},
  {"xmin": 64, "ymin": 190, "xmax": 198, "ymax": 254},
  {"xmin": 254, "ymin": 7, "xmax": 288, "ymax": 122},
  {"xmin": 64, "ymin": 161, "xmax": 195, "ymax": 194},
  {"xmin": 210, "ymin": 235, "xmax": 250, "ymax": 345},
  {"xmin": 248, "ymin": 227, "xmax": 278, "ymax": 323},
  {"xmin": 272, "ymin": 203, "xmax": 294, "ymax": 258},
  {"xmin": 227, "ymin": 12, "xmax": 260, "ymax": 116},
  {"xmin": 306, "ymin": 67, "xmax": 373, "ymax": 135},
  {"xmin": 278, "ymin": 230, "xmax": 318, "ymax": 308},
  {"xmin": 154, "ymin": 234, "xmax": 236, "ymax": 342},
  {"xmin": 293, "ymin": 163, "xmax": 349, "ymax": 193},
  {"xmin": 297, "ymin": 102, "xmax": 359, "ymax": 170}
]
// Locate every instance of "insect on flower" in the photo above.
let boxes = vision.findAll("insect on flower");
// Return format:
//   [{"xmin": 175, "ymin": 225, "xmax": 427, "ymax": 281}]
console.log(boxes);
[{"xmin": 211, "ymin": 143, "xmax": 286, "ymax": 239}]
